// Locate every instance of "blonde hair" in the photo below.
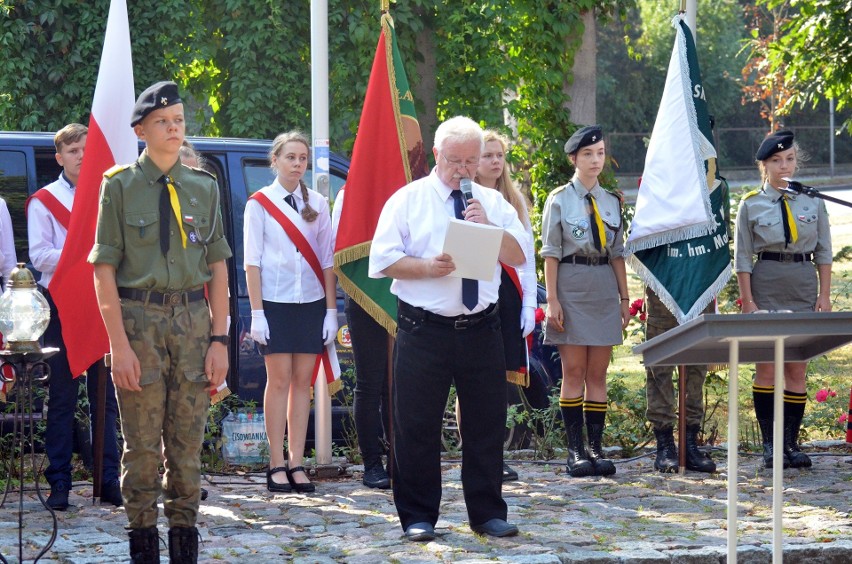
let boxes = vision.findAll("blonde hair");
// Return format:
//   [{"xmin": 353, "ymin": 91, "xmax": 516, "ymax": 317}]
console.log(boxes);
[
  {"xmin": 54, "ymin": 123, "xmax": 87, "ymax": 152},
  {"xmin": 269, "ymin": 130, "xmax": 318, "ymax": 223},
  {"xmin": 756, "ymin": 141, "xmax": 809, "ymax": 186},
  {"xmin": 180, "ymin": 139, "xmax": 206, "ymax": 169},
  {"xmin": 476, "ymin": 130, "xmax": 530, "ymax": 229}
]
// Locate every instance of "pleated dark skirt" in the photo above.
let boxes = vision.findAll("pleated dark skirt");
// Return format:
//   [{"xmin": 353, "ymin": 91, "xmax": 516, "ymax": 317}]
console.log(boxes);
[{"xmin": 259, "ymin": 298, "xmax": 325, "ymax": 355}]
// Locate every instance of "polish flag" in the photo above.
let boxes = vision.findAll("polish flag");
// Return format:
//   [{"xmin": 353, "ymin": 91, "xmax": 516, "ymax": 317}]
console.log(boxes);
[{"xmin": 50, "ymin": 0, "xmax": 137, "ymax": 377}]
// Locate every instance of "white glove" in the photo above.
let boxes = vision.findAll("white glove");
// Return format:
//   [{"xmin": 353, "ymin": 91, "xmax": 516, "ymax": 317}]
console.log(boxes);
[
  {"xmin": 520, "ymin": 306, "xmax": 536, "ymax": 338},
  {"xmin": 250, "ymin": 309, "xmax": 270, "ymax": 345},
  {"xmin": 322, "ymin": 309, "xmax": 338, "ymax": 345}
]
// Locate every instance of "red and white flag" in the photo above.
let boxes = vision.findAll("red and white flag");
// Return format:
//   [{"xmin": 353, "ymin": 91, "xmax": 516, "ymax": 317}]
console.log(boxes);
[{"xmin": 50, "ymin": 0, "xmax": 137, "ymax": 376}]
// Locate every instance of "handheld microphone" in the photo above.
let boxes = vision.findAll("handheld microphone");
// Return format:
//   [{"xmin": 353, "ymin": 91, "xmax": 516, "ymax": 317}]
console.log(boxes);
[
  {"xmin": 782, "ymin": 178, "xmax": 817, "ymax": 195},
  {"xmin": 460, "ymin": 178, "xmax": 473, "ymax": 208}
]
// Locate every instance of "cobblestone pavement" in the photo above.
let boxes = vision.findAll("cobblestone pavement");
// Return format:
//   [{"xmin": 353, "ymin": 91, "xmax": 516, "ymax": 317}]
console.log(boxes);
[{"xmin": 2, "ymin": 446, "xmax": 851, "ymax": 563}]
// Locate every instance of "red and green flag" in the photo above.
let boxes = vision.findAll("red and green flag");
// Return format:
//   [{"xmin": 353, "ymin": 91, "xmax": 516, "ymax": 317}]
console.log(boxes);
[{"xmin": 333, "ymin": 8, "xmax": 428, "ymax": 333}]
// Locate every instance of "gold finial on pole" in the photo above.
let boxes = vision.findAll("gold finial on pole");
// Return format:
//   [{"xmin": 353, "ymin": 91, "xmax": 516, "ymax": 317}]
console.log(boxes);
[
  {"xmin": 680, "ymin": 0, "xmax": 686, "ymax": 13},
  {"xmin": 381, "ymin": 0, "xmax": 389, "ymax": 13}
]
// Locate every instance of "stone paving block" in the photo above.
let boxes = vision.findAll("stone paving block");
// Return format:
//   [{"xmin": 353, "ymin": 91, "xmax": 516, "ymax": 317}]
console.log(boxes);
[
  {"xmin": 615, "ymin": 548, "xmax": 670, "ymax": 563},
  {"xmin": 666, "ymin": 546, "xmax": 726, "ymax": 564},
  {"xmin": 557, "ymin": 549, "xmax": 617, "ymax": 563}
]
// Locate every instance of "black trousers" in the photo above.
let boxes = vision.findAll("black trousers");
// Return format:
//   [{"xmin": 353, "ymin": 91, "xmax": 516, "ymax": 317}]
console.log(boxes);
[
  {"xmin": 345, "ymin": 296, "xmax": 390, "ymax": 466},
  {"xmin": 392, "ymin": 301, "xmax": 508, "ymax": 531}
]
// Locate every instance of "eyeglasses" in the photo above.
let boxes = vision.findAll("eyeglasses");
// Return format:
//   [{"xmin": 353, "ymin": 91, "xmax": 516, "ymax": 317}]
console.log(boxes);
[{"xmin": 439, "ymin": 153, "xmax": 479, "ymax": 169}]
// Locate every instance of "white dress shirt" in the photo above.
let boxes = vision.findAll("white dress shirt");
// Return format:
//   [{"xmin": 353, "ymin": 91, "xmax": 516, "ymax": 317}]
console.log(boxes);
[
  {"xmin": 331, "ymin": 189, "xmax": 344, "ymax": 248},
  {"xmin": 0, "ymin": 197, "xmax": 17, "ymax": 283},
  {"xmin": 517, "ymin": 198, "xmax": 537, "ymax": 308},
  {"xmin": 243, "ymin": 179, "xmax": 333, "ymax": 304},
  {"xmin": 369, "ymin": 169, "xmax": 530, "ymax": 316},
  {"xmin": 27, "ymin": 173, "xmax": 74, "ymax": 289}
]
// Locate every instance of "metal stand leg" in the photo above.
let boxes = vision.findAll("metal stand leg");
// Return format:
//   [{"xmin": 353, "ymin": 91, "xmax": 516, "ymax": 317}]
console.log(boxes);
[
  {"xmin": 772, "ymin": 338, "xmax": 785, "ymax": 564},
  {"xmin": 727, "ymin": 339, "xmax": 739, "ymax": 564},
  {"xmin": 0, "ymin": 351, "xmax": 59, "ymax": 563}
]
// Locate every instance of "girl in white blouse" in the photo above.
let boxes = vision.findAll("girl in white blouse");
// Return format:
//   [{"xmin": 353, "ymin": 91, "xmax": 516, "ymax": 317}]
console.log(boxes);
[{"xmin": 244, "ymin": 131, "xmax": 337, "ymax": 493}]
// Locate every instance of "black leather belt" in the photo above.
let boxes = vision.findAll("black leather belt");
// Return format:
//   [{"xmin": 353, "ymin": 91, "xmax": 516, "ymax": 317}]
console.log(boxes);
[
  {"xmin": 398, "ymin": 300, "xmax": 498, "ymax": 330},
  {"xmin": 560, "ymin": 254, "xmax": 609, "ymax": 266},
  {"xmin": 757, "ymin": 251, "xmax": 813, "ymax": 263},
  {"xmin": 118, "ymin": 287, "xmax": 205, "ymax": 306}
]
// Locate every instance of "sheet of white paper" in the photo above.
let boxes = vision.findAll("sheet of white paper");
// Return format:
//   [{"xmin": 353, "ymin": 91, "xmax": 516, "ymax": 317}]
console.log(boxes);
[{"xmin": 442, "ymin": 218, "xmax": 504, "ymax": 281}]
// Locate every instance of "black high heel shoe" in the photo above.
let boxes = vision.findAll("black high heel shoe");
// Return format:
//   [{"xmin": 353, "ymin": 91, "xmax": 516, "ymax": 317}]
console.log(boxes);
[
  {"xmin": 266, "ymin": 466, "xmax": 292, "ymax": 493},
  {"xmin": 286, "ymin": 466, "xmax": 315, "ymax": 493}
]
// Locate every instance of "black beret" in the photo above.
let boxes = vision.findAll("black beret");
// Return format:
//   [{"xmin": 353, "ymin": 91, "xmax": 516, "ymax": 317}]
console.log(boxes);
[
  {"xmin": 130, "ymin": 81, "xmax": 182, "ymax": 127},
  {"xmin": 755, "ymin": 130, "xmax": 794, "ymax": 161},
  {"xmin": 564, "ymin": 125, "xmax": 604, "ymax": 155}
]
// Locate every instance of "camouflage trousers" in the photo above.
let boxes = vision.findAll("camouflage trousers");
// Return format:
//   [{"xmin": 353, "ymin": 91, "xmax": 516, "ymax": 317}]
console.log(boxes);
[
  {"xmin": 116, "ymin": 298, "xmax": 211, "ymax": 529},
  {"xmin": 644, "ymin": 288, "xmax": 711, "ymax": 430}
]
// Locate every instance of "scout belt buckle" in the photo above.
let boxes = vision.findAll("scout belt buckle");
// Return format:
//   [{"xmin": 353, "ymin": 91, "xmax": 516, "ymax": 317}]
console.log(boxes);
[{"xmin": 164, "ymin": 292, "xmax": 183, "ymax": 306}]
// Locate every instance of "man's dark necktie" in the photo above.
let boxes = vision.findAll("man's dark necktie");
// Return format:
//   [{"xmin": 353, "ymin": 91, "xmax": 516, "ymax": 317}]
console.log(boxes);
[
  {"xmin": 159, "ymin": 176, "xmax": 171, "ymax": 256},
  {"xmin": 285, "ymin": 193, "xmax": 298, "ymax": 212},
  {"xmin": 451, "ymin": 190, "xmax": 478, "ymax": 310},
  {"xmin": 780, "ymin": 195, "xmax": 798, "ymax": 248},
  {"xmin": 585, "ymin": 193, "xmax": 606, "ymax": 253}
]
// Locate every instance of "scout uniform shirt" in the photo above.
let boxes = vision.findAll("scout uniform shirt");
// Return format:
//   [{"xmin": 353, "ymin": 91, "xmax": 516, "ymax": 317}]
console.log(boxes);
[
  {"xmin": 88, "ymin": 150, "xmax": 232, "ymax": 289},
  {"xmin": 734, "ymin": 183, "xmax": 832, "ymax": 273},
  {"xmin": 540, "ymin": 177, "xmax": 624, "ymax": 260}
]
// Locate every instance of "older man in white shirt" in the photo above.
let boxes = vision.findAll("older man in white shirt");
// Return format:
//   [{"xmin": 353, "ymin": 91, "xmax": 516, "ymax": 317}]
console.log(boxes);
[{"xmin": 369, "ymin": 116, "xmax": 528, "ymax": 542}]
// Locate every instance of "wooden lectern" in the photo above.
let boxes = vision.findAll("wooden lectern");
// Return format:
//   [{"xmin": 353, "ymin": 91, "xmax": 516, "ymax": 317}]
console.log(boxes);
[{"xmin": 633, "ymin": 311, "xmax": 852, "ymax": 564}]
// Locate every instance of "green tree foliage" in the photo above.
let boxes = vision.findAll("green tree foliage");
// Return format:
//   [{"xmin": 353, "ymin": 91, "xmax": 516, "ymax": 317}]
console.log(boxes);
[
  {"xmin": 598, "ymin": 1, "xmax": 750, "ymax": 171},
  {"xmin": 760, "ymin": 0, "xmax": 852, "ymax": 134}
]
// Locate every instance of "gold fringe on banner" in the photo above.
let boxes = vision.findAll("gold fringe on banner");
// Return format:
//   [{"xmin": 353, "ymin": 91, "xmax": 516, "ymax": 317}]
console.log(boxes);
[
  {"xmin": 210, "ymin": 386, "xmax": 231, "ymax": 406},
  {"xmin": 506, "ymin": 371, "xmax": 529, "ymax": 387}
]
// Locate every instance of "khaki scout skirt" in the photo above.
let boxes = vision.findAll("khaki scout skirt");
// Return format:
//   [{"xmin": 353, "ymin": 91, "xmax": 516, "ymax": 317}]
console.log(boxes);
[
  {"xmin": 543, "ymin": 262, "xmax": 622, "ymax": 346},
  {"xmin": 751, "ymin": 259, "xmax": 818, "ymax": 312}
]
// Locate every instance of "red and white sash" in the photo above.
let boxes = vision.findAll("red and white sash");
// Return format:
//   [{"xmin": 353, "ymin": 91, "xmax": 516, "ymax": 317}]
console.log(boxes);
[{"xmin": 249, "ymin": 191, "xmax": 341, "ymax": 395}]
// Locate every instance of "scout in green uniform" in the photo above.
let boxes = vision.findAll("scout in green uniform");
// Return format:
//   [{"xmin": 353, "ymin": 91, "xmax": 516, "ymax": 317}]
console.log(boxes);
[
  {"xmin": 89, "ymin": 81, "xmax": 232, "ymax": 564},
  {"xmin": 734, "ymin": 129, "xmax": 833, "ymax": 470}
]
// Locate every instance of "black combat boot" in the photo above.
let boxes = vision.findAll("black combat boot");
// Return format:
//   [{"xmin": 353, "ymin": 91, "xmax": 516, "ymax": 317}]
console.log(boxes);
[
  {"xmin": 586, "ymin": 423, "xmax": 616, "ymax": 476},
  {"xmin": 168, "ymin": 526, "xmax": 198, "ymax": 564},
  {"xmin": 653, "ymin": 427, "xmax": 678, "ymax": 473},
  {"xmin": 783, "ymin": 415, "xmax": 812, "ymax": 468},
  {"xmin": 128, "ymin": 527, "xmax": 160, "ymax": 564},
  {"xmin": 684, "ymin": 424, "xmax": 716, "ymax": 473},
  {"xmin": 757, "ymin": 418, "xmax": 790, "ymax": 469},
  {"xmin": 565, "ymin": 423, "xmax": 595, "ymax": 477}
]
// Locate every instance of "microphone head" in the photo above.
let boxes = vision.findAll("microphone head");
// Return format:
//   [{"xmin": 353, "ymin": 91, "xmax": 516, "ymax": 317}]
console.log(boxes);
[
  {"xmin": 459, "ymin": 177, "xmax": 473, "ymax": 200},
  {"xmin": 782, "ymin": 178, "xmax": 803, "ymax": 193}
]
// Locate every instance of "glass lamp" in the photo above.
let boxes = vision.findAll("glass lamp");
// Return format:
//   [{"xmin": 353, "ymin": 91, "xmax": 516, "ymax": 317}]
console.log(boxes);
[{"xmin": 0, "ymin": 263, "xmax": 50, "ymax": 353}]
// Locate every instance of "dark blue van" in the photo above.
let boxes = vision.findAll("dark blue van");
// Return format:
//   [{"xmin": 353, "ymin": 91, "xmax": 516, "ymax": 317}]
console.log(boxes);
[{"xmin": 0, "ymin": 132, "xmax": 561, "ymax": 448}]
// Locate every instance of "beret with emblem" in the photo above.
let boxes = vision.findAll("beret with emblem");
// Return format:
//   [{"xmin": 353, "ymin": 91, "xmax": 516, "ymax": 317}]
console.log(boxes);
[
  {"xmin": 130, "ymin": 81, "xmax": 182, "ymax": 127},
  {"xmin": 755, "ymin": 129, "xmax": 794, "ymax": 161},
  {"xmin": 564, "ymin": 125, "xmax": 604, "ymax": 155}
]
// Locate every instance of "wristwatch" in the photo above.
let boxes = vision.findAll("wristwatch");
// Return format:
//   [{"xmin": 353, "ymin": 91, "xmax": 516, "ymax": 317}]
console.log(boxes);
[{"xmin": 209, "ymin": 335, "xmax": 230, "ymax": 346}]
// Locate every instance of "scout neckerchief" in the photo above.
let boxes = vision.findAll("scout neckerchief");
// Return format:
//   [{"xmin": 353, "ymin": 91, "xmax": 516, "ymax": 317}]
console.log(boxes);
[
  {"xmin": 26, "ymin": 189, "xmax": 71, "ymax": 230},
  {"xmin": 249, "ymin": 191, "xmax": 341, "ymax": 395},
  {"xmin": 585, "ymin": 193, "xmax": 607, "ymax": 253},
  {"xmin": 159, "ymin": 175, "xmax": 188, "ymax": 255},
  {"xmin": 779, "ymin": 194, "xmax": 798, "ymax": 247}
]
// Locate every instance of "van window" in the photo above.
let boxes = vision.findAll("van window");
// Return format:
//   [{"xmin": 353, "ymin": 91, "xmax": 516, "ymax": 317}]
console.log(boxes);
[
  {"xmin": 0, "ymin": 150, "xmax": 31, "ymax": 261},
  {"xmin": 243, "ymin": 159, "xmax": 275, "ymax": 195}
]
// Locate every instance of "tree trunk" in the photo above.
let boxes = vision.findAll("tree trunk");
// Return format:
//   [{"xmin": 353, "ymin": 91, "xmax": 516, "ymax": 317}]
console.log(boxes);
[
  {"xmin": 564, "ymin": 10, "xmax": 597, "ymax": 125},
  {"xmin": 413, "ymin": 9, "xmax": 438, "ymax": 152}
]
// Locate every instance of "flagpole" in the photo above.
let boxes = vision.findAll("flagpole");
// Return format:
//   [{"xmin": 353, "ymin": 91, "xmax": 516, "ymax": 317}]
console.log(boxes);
[{"xmin": 311, "ymin": 0, "xmax": 332, "ymax": 466}]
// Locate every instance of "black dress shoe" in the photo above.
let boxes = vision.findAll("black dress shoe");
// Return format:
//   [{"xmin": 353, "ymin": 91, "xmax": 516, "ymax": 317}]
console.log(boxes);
[
  {"xmin": 404, "ymin": 521, "xmax": 435, "ymax": 542},
  {"xmin": 100, "ymin": 481, "xmax": 124, "ymax": 507},
  {"xmin": 286, "ymin": 466, "xmax": 316, "ymax": 493},
  {"xmin": 362, "ymin": 465, "xmax": 390, "ymax": 489},
  {"xmin": 502, "ymin": 462, "xmax": 519, "ymax": 482},
  {"xmin": 471, "ymin": 518, "xmax": 519, "ymax": 538},
  {"xmin": 266, "ymin": 466, "xmax": 292, "ymax": 493},
  {"xmin": 47, "ymin": 483, "xmax": 70, "ymax": 511}
]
